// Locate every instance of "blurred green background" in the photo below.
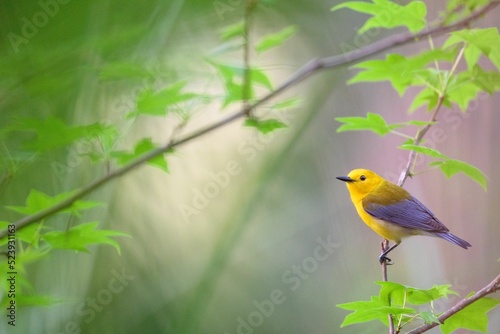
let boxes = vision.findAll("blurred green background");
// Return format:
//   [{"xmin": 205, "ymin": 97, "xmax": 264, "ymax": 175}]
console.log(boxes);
[{"xmin": 1, "ymin": 0, "xmax": 499, "ymax": 333}]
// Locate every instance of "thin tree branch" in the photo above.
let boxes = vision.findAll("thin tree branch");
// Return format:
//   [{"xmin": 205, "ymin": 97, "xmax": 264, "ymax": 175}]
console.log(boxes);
[
  {"xmin": 397, "ymin": 95, "xmax": 444, "ymax": 187},
  {"xmin": 1, "ymin": 2, "xmax": 498, "ymax": 239},
  {"xmin": 381, "ymin": 239, "xmax": 395, "ymax": 334},
  {"xmin": 405, "ymin": 274, "xmax": 500, "ymax": 334}
]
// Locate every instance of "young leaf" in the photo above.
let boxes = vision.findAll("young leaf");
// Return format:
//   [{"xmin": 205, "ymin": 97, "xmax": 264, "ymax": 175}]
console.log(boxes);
[
  {"xmin": 6, "ymin": 189, "xmax": 105, "ymax": 216},
  {"xmin": 399, "ymin": 144, "xmax": 487, "ymax": 190},
  {"xmin": 338, "ymin": 296, "xmax": 415, "ymax": 327},
  {"xmin": 446, "ymin": 71, "xmax": 482, "ymax": 111},
  {"xmin": 419, "ymin": 311, "xmax": 440, "ymax": 325},
  {"xmin": 207, "ymin": 60, "xmax": 273, "ymax": 107},
  {"xmin": 220, "ymin": 21, "xmax": 244, "ymax": 41},
  {"xmin": 112, "ymin": 138, "xmax": 169, "ymax": 172},
  {"xmin": 444, "ymin": 28, "xmax": 500, "ymax": 71},
  {"xmin": 128, "ymin": 81, "xmax": 198, "ymax": 118},
  {"xmin": 271, "ymin": 97, "xmax": 301, "ymax": 110},
  {"xmin": 15, "ymin": 223, "xmax": 45, "ymax": 245},
  {"xmin": 43, "ymin": 221, "xmax": 130, "ymax": 255},
  {"xmin": 470, "ymin": 65, "xmax": 500, "ymax": 94},
  {"xmin": 430, "ymin": 159, "xmax": 487, "ymax": 190},
  {"xmin": 398, "ymin": 144, "xmax": 448, "ymax": 159},
  {"xmin": 11, "ymin": 117, "xmax": 107, "ymax": 151},
  {"xmin": 336, "ymin": 112, "xmax": 403, "ymax": 136},
  {"xmin": 255, "ymin": 26, "xmax": 296, "ymax": 52},
  {"xmin": 409, "ymin": 87, "xmax": 439, "ymax": 112},
  {"xmin": 244, "ymin": 118, "xmax": 287, "ymax": 134},
  {"xmin": 331, "ymin": 0, "xmax": 427, "ymax": 34},
  {"xmin": 349, "ymin": 49, "xmax": 455, "ymax": 96},
  {"xmin": 440, "ymin": 297, "xmax": 500, "ymax": 334}
]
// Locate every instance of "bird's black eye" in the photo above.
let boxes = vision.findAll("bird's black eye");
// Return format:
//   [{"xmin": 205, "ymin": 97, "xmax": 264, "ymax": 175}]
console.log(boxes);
[{"xmin": 360, "ymin": 175, "xmax": 366, "ymax": 181}]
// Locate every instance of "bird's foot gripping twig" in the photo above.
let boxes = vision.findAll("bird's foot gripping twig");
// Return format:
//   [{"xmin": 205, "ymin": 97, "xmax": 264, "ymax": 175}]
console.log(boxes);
[
  {"xmin": 379, "ymin": 242, "xmax": 399, "ymax": 265},
  {"xmin": 379, "ymin": 255, "xmax": 394, "ymax": 265}
]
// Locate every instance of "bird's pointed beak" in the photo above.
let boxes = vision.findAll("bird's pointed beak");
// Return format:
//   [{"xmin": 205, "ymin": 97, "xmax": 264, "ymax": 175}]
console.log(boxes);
[{"xmin": 336, "ymin": 176, "xmax": 354, "ymax": 183}]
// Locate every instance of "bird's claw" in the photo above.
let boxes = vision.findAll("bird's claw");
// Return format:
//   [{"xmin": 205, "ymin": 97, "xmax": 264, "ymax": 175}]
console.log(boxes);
[{"xmin": 379, "ymin": 255, "xmax": 393, "ymax": 265}]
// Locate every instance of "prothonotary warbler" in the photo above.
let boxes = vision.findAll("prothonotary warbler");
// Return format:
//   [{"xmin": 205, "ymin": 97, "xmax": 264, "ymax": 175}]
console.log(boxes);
[{"xmin": 336, "ymin": 169, "xmax": 471, "ymax": 264}]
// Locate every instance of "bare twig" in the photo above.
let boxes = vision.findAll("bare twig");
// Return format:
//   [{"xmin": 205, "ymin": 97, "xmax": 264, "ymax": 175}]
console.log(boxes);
[
  {"xmin": 381, "ymin": 239, "xmax": 395, "ymax": 334},
  {"xmin": 397, "ymin": 95, "xmax": 444, "ymax": 187},
  {"xmin": 405, "ymin": 274, "xmax": 500, "ymax": 334},
  {"xmin": 1, "ymin": 3, "xmax": 498, "ymax": 239}
]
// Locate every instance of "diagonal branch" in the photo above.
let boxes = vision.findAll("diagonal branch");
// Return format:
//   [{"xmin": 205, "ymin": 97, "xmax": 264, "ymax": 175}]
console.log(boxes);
[
  {"xmin": 1, "ymin": 2, "xmax": 498, "ymax": 239},
  {"xmin": 405, "ymin": 274, "xmax": 500, "ymax": 334}
]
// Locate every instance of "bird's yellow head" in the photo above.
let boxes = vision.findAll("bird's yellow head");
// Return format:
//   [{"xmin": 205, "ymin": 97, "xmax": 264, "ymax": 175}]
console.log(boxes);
[{"xmin": 336, "ymin": 169, "xmax": 384, "ymax": 199}]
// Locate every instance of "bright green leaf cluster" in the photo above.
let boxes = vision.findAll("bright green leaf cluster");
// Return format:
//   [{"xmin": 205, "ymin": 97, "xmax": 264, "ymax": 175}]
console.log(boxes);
[
  {"xmin": 338, "ymin": 281, "xmax": 499, "ymax": 332},
  {"xmin": 440, "ymin": 296, "xmax": 500, "ymax": 334},
  {"xmin": 10, "ymin": 117, "xmax": 107, "ymax": 152},
  {"xmin": 43, "ymin": 221, "xmax": 130, "ymax": 255},
  {"xmin": 112, "ymin": 138, "xmax": 170, "ymax": 172},
  {"xmin": 445, "ymin": 28, "xmax": 500, "ymax": 71},
  {"xmin": 255, "ymin": 26, "xmax": 296, "ymax": 53},
  {"xmin": 336, "ymin": 112, "xmax": 403, "ymax": 136},
  {"xmin": 335, "ymin": 112, "xmax": 433, "ymax": 137},
  {"xmin": 6, "ymin": 189, "xmax": 105, "ymax": 217},
  {"xmin": 127, "ymin": 81, "xmax": 199, "ymax": 118},
  {"xmin": 332, "ymin": 0, "xmax": 427, "ymax": 34},
  {"xmin": 349, "ymin": 49, "xmax": 455, "ymax": 96},
  {"xmin": 244, "ymin": 118, "xmax": 287, "ymax": 134},
  {"xmin": 347, "ymin": 27, "xmax": 500, "ymax": 112},
  {"xmin": 207, "ymin": 60, "xmax": 273, "ymax": 108},
  {"xmin": 443, "ymin": 0, "xmax": 489, "ymax": 25},
  {"xmin": 399, "ymin": 144, "xmax": 487, "ymax": 190}
]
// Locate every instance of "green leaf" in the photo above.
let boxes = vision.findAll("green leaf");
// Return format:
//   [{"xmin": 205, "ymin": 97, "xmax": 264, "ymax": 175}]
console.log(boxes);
[
  {"xmin": 470, "ymin": 65, "xmax": 500, "ymax": 94},
  {"xmin": 43, "ymin": 222, "xmax": 130, "ymax": 255},
  {"xmin": 112, "ymin": 138, "xmax": 169, "ymax": 172},
  {"xmin": 207, "ymin": 60, "xmax": 273, "ymax": 107},
  {"xmin": 249, "ymin": 68, "xmax": 273, "ymax": 90},
  {"xmin": 444, "ymin": 28, "xmax": 500, "ymax": 71},
  {"xmin": 399, "ymin": 144, "xmax": 487, "ymax": 190},
  {"xmin": 419, "ymin": 311, "xmax": 440, "ymax": 325},
  {"xmin": 407, "ymin": 120, "xmax": 436, "ymax": 126},
  {"xmin": 377, "ymin": 281, "xmax": 407, "ymax": 306},
  {"xmin": 255, "ymin": 26, "xmax": 296, "ymax": 52},
  {"xmin": 430, "ymin": 159, "xmax": 487, "ymax": 190},
  {"xmin": 332, "ymin": 0, "xmax": 427, "ymax": 34},
  {"xmin": 244, "ymin": 118, "xmax": 287, "ymax": 134},
  {"xmin": 398, "ymin": 144, "xmax": 448, "ymax": 159},
  {"xmin": 271, "ymin": 97, "xmax": 301, "ymax": 110},
  {"xmin": 446, "ymin": 70, "xmax": 482, "ymax": 111},
  {"xmin": 338, "ymin": 296, "xmax": 415, "ymax": 327},
  {"xmin": 83, "ymin": 125, "xmax": 119, "ymax": 163},
  {"xmin": 445, "ymin": 0, "xmax": 489, "ymax": 25},
  {"xmin": 409, "ymin": 87, "xmax": 440, "ymax": 112},
  {"xmin": 375, "ymin": 281, "xmax": 455, "ymax": 306},
  {"xmin": 220, "ymin": 21, "xmax": 244, "ymax": 41},
  {"xmin": 349, "ymin": 49, "xmax": 455, "ymax": 95},
  {"xmin": 128, "ymin": 81, "xmax": 198, "ymax": 118},
  {"xmin": 336, "ymin": 112, "xmax": 402, "ymax": 136},
  {"xmin": 11, "ymin": 117, "xmax": 107, "ymax": 151},
  {"xmin": 6, "ymin": 189, "xmax": 105, "ymax": 216},
  {"xmin": 440, "ymin": 297, "xmax": 500, "ymax": 334}
]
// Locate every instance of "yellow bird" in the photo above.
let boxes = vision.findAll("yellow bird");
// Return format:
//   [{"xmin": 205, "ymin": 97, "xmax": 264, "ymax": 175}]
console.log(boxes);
[{"xmin": 336, "ymin": 169, "xmax": 471, "ymax": 263}]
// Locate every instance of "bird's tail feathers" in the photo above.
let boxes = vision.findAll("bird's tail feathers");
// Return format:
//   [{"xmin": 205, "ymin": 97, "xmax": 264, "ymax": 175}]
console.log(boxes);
[{"xmin": 435, "ymin": 232, "xmax": 471, "ymax": 249}]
